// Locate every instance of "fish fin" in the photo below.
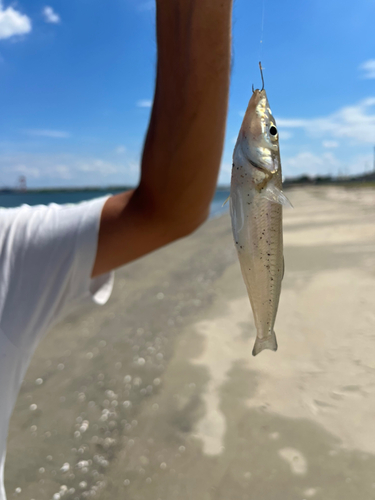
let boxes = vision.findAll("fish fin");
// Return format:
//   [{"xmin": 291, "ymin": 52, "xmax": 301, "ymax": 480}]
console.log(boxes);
[
  {"xmin": 260, "ymin": 185, "xmax": 293, "ymax": 208},
  {"xmin": 222, "ymin": 196, "xmax": 230, "ymax": 207},
  {"xmin": 252, "ymin": 331, "xmax": 278, "ymax": 356}
]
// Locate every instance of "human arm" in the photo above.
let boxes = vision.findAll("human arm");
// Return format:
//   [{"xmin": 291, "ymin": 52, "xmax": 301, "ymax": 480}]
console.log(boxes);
[{"xmin": 91, "ymin": 0, "xmax": 233, "ymax": 278}]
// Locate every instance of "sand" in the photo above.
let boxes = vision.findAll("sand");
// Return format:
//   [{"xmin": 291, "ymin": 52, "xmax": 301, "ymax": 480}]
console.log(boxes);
[{"xmin": 5, "ymin": 186, "xmax": 375, "ymax": 500}]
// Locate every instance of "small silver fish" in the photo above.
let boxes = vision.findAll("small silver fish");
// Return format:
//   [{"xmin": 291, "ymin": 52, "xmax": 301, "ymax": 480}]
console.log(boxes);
[{"xmin": 230, "ymin": 63, "xmax": 291, "ymax": 356}]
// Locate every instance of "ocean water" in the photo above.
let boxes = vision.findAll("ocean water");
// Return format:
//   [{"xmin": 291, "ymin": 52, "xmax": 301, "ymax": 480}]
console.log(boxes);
[{"xmin": 0, "ymin": 188, "xmax": 230, "ymax": 218}]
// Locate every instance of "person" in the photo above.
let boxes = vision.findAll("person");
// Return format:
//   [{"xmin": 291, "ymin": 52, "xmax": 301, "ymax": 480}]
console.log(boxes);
[{"xmin": 0, "ymin": 0, "xmax": 233, "ymax": 498}]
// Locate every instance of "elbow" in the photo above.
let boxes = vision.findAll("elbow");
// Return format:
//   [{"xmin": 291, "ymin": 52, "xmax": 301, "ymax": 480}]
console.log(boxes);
[
  {"xmin": 133, "ymin": 186, "xmax": 211, "ymax": 244},
  {"xmin": 163, "ymin": 208, "xmax": 210, "ymax": 241},
  {"xmin": 181, "ymin": 209, "xmax": 210, "ymax": 236}
]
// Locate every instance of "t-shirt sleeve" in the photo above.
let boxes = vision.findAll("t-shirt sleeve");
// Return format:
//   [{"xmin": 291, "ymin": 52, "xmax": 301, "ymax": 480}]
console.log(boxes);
[{"xmin": 0, "ymin": 196, "xmax": 114, "ymax": 350}]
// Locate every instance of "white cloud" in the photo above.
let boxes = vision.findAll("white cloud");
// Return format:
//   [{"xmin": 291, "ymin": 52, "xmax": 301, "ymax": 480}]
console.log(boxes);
[
  {"xmin": 42, "ymin": 6, "xmax": 60, "ymax": 24},
  {"xmin": 282, "ymin": 150, "xmax": 371, "ymax": 178},
  {"xmin": 12, "ymin": 165, "xmax": 41, "ymax": 178},
  {"xmin": 77, "ymin": 159, "xmax": 118, "ymax": 176},
  {"xmin": 115, "ymin": 145, "xmax": 126, "ymax": 154},
  {"xmin": 277, "ymin": 97, "xmax": 375, "ymax": 144},
  {"xmin": 0, "ymin": 152, "xmax": 140, "ymax": 188},
  {"xmin": 322, "ymin": 140, "xmax": 339, "ymax": 148},
  {"xmin": 0, "ymin": 1, "xmax": 31, "ymax": 40},
  {"xmin": 25, "ymin": 129, "xmax": 70, "ymax": 138},
  {"xmin": 359, "ymin": 59, "xmax": 375, "ymax": 79},
  {"xmin": 283, "ymin": 151, "xmax": 341, "ymax": 177},
  {"xmin": 1, "ymin": 158, "xmax": 69, "ymax": 181},
  {"xmin": 54, "ymin": 165, "xmax": 72, "ymax": 179},
  {"xmin": 280, "ymin": 130, "xmax": 293, "ymax": 140},
  {"xmin": 218, "ymin": 161, "xmax": 232, "ymax": 186},
  {"xmin": 137, "ymin": 99, "xmax": 153, "ymax": 108},
  {"xmin": 277, "ymin": 119, "xmax": 307, "ymax": 128}
]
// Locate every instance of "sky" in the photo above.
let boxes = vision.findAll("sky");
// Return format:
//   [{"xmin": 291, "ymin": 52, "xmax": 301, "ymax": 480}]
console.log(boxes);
[{"xmin": 0, "ymin": 0, "xmax": 374, "ymax": 189}]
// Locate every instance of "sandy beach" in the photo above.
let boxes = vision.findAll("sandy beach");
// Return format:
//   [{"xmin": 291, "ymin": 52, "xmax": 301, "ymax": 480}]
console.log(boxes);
[{"xmin": 5, "ymin": 186, "xmax": 375, "ymax": 500}]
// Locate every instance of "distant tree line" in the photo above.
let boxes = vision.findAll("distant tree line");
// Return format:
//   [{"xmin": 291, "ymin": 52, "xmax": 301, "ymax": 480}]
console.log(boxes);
[{"xmin": 284, "ymin": 171, "xmax": 375, "ymax": 187}]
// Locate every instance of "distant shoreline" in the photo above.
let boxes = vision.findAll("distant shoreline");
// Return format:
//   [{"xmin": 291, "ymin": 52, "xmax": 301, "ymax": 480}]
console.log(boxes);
[
  {"xmin": 1, "ymin": 173, "xmax": 375, "ymax": 194},
  {"xmin": 0, "ymin": 186, "xmax": 132, "ymax": 195},
  {"xmin": 0, "ymin": 185, "xmax": 230, "ymax": 194}
]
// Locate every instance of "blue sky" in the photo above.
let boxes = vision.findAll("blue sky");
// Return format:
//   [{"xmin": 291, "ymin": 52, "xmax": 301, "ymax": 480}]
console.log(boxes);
[{"xmin": 0, "ymin": 0, "xmax": 374, "ymax": 189}]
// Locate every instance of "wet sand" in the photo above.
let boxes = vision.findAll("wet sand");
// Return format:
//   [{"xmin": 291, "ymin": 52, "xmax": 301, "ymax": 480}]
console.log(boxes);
[{"xmin": 5, "ymin": 186, "xmax": 375, "ymax": 500}]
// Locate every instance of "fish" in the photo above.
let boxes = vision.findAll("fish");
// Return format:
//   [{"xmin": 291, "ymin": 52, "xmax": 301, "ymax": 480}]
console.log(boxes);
[{"xmin": 229, "ymin": 63, "xmax": 291, "ymax": 356}]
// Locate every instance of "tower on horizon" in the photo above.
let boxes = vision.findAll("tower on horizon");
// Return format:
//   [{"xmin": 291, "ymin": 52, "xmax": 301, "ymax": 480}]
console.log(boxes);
[{"xmin": 17, "ymin": 175, "xmax": 27, "ymax": 192}]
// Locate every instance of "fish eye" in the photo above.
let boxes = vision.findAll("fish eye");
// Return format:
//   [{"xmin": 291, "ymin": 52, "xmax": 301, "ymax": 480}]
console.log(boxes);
[{"xmin": 269, "ymin": 125, "xmax": 278, "ymax": 136}]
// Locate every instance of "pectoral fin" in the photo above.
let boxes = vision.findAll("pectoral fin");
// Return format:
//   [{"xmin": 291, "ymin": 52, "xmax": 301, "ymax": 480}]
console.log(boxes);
[
  {"xmin": 222, "ymin": 196, "xmax": 230, "ymax": 207},
  {"xmin": 260, "ymin": 185, "xmax": 293, "ymax": 208}
]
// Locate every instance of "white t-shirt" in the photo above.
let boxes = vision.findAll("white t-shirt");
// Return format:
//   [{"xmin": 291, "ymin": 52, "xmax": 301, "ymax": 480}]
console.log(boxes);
[{"xmin": 0, "ymin": 196, "xmax": 114, "ymax": 500}]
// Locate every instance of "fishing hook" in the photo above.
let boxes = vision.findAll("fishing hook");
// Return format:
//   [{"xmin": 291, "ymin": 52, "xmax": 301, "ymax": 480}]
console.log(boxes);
[
  {"xmin": 252, "ymin": 62, "xmax": 265, "ymax": 92},
  {"xmin": 259, "ymin": 61, "xmax": 265, "ymax": 91}
]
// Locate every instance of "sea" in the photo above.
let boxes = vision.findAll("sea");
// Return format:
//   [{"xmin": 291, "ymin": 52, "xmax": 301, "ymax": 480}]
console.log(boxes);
[{"xmin": 0, "ymin": 188, "xmax": 230, "ymax": 218}]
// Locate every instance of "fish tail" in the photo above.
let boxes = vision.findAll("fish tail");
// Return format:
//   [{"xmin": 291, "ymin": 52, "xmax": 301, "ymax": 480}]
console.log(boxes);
[{"xmin": 252, "ymin": 331, "xmax": 278, "ymax": 356}]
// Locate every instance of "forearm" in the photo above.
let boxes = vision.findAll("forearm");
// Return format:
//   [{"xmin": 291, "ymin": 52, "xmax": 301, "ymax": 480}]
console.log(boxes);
[
  {"xmin": 92, "ymin": 0, "xmax": 232, "ymax": 276},
  {"xmin": 137, "ymin": 0, "xmax": 233, "ymax": 231}
]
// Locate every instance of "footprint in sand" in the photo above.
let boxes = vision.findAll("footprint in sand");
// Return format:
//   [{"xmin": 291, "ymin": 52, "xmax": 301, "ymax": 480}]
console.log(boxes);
[{"xmin": 278, "ymin": 448, "xmax": 307, "ymax": 475}]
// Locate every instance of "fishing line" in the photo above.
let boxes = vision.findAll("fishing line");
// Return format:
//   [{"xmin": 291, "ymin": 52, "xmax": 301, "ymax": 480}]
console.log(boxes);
[{"xmin": 259, "ymin": 0, "xmax": 266, "ymax": 61}]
